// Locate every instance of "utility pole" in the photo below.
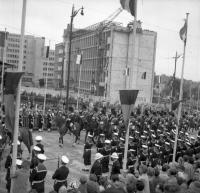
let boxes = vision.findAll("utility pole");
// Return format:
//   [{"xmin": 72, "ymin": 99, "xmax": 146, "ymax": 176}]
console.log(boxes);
[
  {"xmin": 65, "ymin": 5, "xmax": 84, "ymax": 112},
  {"xmin": 170, "ymin": 51, "xmax": 181, "ymax": 111},
  {"xmin": 197, "ymin": 84, "xmax": 200, "ymax": 111}
]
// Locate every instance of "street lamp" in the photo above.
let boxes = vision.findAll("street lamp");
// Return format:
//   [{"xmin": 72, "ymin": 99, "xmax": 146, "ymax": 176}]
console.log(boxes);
[{"xmin": 65, "ymin": 5, "xmax": 84, "ymax": 112}]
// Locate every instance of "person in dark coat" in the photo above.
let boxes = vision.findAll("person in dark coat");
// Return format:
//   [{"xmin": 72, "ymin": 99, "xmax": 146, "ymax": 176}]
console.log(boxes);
[
  {"xmin": 30, "ymin": 154, "xmax": 47, "ymax": 193},
  {"xmin": 52, "ymin": 155, "xmax": 69, "ymax": 192},
  {"xmin": 28, "ymin": 112, "xmax": 34, "ymax": 131},
  {"xmin": 101, "ymin": 140, "xmax": 111, "ymax": 174},
  {"xmin": 110, "ymin": 152, "xmax": 121, "ymax": 176},
  {"xmin": 30, "ymin": 146, "xmax": 41, "ymax": 170},
  {"xmin": 38, "ymin": 112, "xmax": 43, "ymax": 132},
  {"xmin": 90, "ymin": 153, "xmax": 103, "ymax": 182},
  {"xmin": 83, "ymin": 134, "xmax": 93, "ymax": 171}
]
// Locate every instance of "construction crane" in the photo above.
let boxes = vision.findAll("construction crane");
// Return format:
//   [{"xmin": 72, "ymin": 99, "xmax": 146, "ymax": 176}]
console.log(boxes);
[{"xmin": 95, "ymin": 8, "xmax": 123, "ymax": 97}]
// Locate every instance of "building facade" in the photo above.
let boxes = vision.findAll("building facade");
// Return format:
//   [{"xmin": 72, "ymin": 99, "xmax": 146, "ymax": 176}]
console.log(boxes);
[
  {"xmin": 54, "ymin": 42, "xmax": 65, "ymax": 89},
  {"xmin": 0, "ymin": 31, "xmax": 55, "ymax": 88},
  {"xmin": 63, "ymin": 21, "xmax": 157, "ymax": 104}
]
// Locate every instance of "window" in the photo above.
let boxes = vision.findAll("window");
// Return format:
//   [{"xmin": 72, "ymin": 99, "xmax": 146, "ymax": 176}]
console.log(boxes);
[
  {"xmin": 58, "ymin": 49, "xmax": 63, "ymax": 54},
  {"xmin": 58, "ymin": 57, "xmax": 63, "ymax": 62}
]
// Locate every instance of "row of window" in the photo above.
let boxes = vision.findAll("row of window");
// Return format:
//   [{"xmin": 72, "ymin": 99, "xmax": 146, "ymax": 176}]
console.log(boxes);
[
  {"xmin": 7, "ymin": 49, "xmax": 27, "ymax": 54},
  {"xmin": 43, "ymin": 67, "xmax": 54, "ymax": 71},
  {"xmin": 43, "ymin": 73, "xmax": 54, "ymax": 77},
  {"xmin": 7, "ymin": 43, "xmax": 27, "ymax": 48},
  {"xmin": 43, "ymin": 62, "xmax": 54, "ymax": 66}
]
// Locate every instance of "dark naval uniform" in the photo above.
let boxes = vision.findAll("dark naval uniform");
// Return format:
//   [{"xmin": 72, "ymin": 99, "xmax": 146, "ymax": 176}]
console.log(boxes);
[
  {"xmin": 111, "ymin": 159, "xmax": 121, "ymax": 176},
  {"xmin": 90, "ymin": 160, "xmax": 102, "ymax": 182},
  {"xmin": 36, "ymin": 143, "xmax": 44, "ymax": 154},
  {"xmin": 38, "ymin": 114, "xmax": 43, "ymax": 130},
  {"xmin": 28, "ymin": 114, "xmax": 34, "ymax": 130},
  {"xmin": 30, "ymin": 163, "xmax": 47, "ymax": 193},
  {"xmin": 101, "ymin": 147, "xmax": 111, "ymax": 173},
  {"xmin": 83, "ymin": 142, "xmax": 92, "ymax": 166},
  {"xmin": 52, "ymin": 165, "xmax": 69, "ymax": 192},
  {"xmin": 47, "ymin": 114, "xmax": 52, "ymax": 131}
]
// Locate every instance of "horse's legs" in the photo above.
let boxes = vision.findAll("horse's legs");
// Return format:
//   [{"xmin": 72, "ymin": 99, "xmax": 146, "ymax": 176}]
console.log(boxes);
[{"xmin": 84, "ymin": 130, "xmax": 88, "ymax": 143}]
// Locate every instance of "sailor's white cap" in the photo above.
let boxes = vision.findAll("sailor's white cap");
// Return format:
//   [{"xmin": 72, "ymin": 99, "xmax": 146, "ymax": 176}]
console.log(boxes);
[
  {"xmin": 37, "ymin": 154, "xmax": 46, "ymax": 161},
  {"xmin": 61, "ymin": 155, "xmax": 69, "ymax": 164}
]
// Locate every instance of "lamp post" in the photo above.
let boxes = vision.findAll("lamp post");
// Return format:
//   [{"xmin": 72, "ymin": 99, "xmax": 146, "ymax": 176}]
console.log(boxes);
[{"xmin": 65, "ymin": 5, "xmax": 84, "ymax": 112}]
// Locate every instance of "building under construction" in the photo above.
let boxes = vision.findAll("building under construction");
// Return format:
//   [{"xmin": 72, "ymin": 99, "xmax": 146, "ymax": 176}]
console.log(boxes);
[{"xmin": 63, "ymin": 13, "xmax": 157, "ymax": 104}]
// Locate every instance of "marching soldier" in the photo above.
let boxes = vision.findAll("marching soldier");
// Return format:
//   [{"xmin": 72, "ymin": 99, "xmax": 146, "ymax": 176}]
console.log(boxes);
[
  {"xmin": 127, "ymin": 149, "xmax": 137, "ymax": 174},
  {"xmin": 38, "ymin": 112, "xmax": 43, "ymax": 132},
  {"xmin": 30, "ymin": 154, "xmax": 47, "ymax": 193},
  {"xmin": 30, "ymin": 146, "xmax": 41, "ymax": 170},
  {"xmin": 47, "ymin": 111, "xmax": 52, "ymax": 132},
  {"xmin": 90, "ymin": 153, "xmax": 103, "ymax": 182},
  {"xmin": 83, "ymin": 134, "xmax": 93, "ymax": 171},
  {"xmin": 110, "ymin": 152, "xmax": 121, "ymax": 176},
  {"xmin": 111, "ymin": 133, "xmax": 119, "ymax": 153},
  {"xmin": 139, "ymin": 145, "xmax": 148, "ymax": 165},
  {"xmin": 101, "ymin": 139, "xmax": 111, "ymax": 174},
  {"xmin": 35, "ymin": 136, "xmax": 44, "ymax": 154},
  {"xmin": 116, "ymin": 137, "xmax": 125, "ymax": 169},
  {"xmin": 96, "ymin": 133, "xmax": 105, "ymax": 154},
  {"xmin": 52, "ymin": 155, "xmax": 69, "ymax": 192},
  {"xmin": 28, "ymin": 112, "xmax": 34, "ymax": 131}
]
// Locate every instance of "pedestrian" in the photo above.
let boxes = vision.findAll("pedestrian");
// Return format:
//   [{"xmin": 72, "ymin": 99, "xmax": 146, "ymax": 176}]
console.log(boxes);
[
  {"xmin": 77, "ymin": 175, "xmax": 87, "ymax": 193},
  {"xmin": 52, "ymin": 155, "xmax": 69, "ymax": 192},
  {"xmin": 11, "ymin": 159, "xmax": 31, "ymax": 193},
  {"xmin": 138, "ymin": 164, "xmax": 150, "ymax": 193}
]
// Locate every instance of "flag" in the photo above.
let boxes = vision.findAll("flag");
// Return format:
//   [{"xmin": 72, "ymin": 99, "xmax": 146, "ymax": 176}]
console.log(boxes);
[
  {"xmin": 45, "ymin": 46, "xmax": 49, "ymax": 58},
  {"xmin": 76, "ymin": 54, "xmax": 82, "ymax": 65},
  {"xmin": 124, "ymin": 67, "xmax": 130, "ymax": 76},
  {"xmin": 179, "ymin": 20, "xmax": 187, "ymax": 43},
  {"xmin": 119, "ymin": 90, "xmax": 139, "ymax": 123},
  {"xmin": 141, "ymin": 72, "xmax": 146, "ymax": 79},
  {"xmin": 120, "ymin": 0, "xmax": 136, "ymax": 17},
  {"xmin": 0, "ymin": 31, "xmax": 8, "ymax": 47},
  {"xmin": 4, "ymin": 72, "xmax": 24, "ymax": 134}
]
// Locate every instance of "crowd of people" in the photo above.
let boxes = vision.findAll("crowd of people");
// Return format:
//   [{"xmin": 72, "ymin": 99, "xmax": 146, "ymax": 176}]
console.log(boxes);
[{"xmin": 1, "ymin": 104, "xmax": 200, "ymax": 193}]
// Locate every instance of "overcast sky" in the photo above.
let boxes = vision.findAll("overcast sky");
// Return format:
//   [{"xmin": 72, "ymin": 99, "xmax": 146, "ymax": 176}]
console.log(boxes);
[{"xmin": 0, "ymin": 0, "xmax": 200, "ymax": 81}]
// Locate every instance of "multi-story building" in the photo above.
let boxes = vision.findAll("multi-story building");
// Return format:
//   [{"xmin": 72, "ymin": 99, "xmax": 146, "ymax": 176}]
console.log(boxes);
[
  {"xmin": 0, "ymin": 31, "xmax": 55, "ymax": 88},
  {"xmin": 54, "ymin": 42, "xmax": 65, "ymax": 89},
  {"xmin": 63, "ymin": 21, "xmax": 157, "ymax": 104}
]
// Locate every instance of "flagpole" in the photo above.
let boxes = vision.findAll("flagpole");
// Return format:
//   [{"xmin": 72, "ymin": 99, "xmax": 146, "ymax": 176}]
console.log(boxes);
[
  {"xmin": 11, "ymin": 0, "xmax": 27, "ymax": 192},
  {"xmin": 197, "ymin": 84, "xmax": 199, "ymax": 111},
  {"xmin": 173, "ymin": 13, "xmax": 189, "ymax": 163},
  {"xmin": 43, "ymin": 42, "xmax": 50, "ymax": 130},
  {"xmin": 76, "ymin": 61, "xmax": 82, "ymax": 110},
  {"xmin": 129, "ymin": 0, "xmax": 137, "ymax": 89}
]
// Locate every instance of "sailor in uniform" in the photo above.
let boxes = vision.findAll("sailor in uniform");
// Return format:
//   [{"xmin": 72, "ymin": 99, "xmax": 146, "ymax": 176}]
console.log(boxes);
[
  {"xmin": 101, "ymin": 139, "xmax": 111, "ymax": 174},
  {"xmin": 52, "ymin": 155, "xmax": 69, "ymax": 192},
  {"xmin": 35, "ymin": 136, "xmax": 44, "ymax": 154},
  {"xmin": 30, "ymin": 154, "xmax": 47, "ymax": 193}
]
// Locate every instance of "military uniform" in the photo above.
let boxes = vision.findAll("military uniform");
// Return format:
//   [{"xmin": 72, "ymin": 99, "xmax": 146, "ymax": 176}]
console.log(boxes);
[
  {"xmin": 30, "ymin": 162, "xmax": 47, "ymax": 193},
  {"xmin": 111, "ymin": 159, "xmax": 121, "ymax": 176},
  {"xmin": 101, "ymin": 147, "xmax": 111, "ymax": 173},
  {"xmin": 52, "ymin": 165, "xmax": 69, "ymax": 192},
  {"xmin": 83, "ymin": 141, "xmax": 92, "ymax": 166},
  {"xmin": 38, "ymin": 113, "xmax": 43, "ymax": 131},
  {"xmin": 28, "ymin": 113, "xmax": 34, "ymax": 130},
  {"xmin": 47, "ymin": 113, "xmax": 52, "ymax": 131}
]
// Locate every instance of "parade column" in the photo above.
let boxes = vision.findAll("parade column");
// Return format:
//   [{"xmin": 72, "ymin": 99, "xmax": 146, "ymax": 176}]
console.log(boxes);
[{"xmin": 119, "ymin": 90, "xmax": 139, "ymax": 173}]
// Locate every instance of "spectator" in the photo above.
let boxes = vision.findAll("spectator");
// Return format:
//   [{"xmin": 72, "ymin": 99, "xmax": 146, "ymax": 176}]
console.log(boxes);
[
  {"xmin": 159, "ymin": 164, "xmax": 170, "ymax": 184},
  {"xmin": 183, "ymin": 155, "xmax": 194, "ymax": 182},
  {"xmin": 12, "ymin": 160, "xmax": 31, "ymax": 193},
  {"xmin": 163, "ymin": 182, "xmax": 180, "ymax": 193},
  {"xmin": 87, "ymin": 174, "xmax": 100, "ymax": 193},
  {"xmin": 77, "ymin": 175, "xmax": 87, "ymax": 193},
  {"xmin": 136, "ymin": 180, "xmax": 145, "ymax": 193},
  {"xmin": 139, "ymin": 165, "xmax": 150, "ymax": 193},
  {"xmin": 126, "ymin": 174, "xmax": 137, "ymax": 193},
  {"xmin": 187, "ymin": 181, "xmax": 200, "ymax": 193}
]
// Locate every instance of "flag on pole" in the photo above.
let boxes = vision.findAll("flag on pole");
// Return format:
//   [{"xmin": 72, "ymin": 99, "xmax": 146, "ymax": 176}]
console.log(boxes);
[
  {"xmin": 4, "ymin": 72, "xmax": 24, "ymax": 134},
  {"xmin": 179, "ymin": 20, "xmax": 187, "ymax": 43},
  {"xmin": 119, "ymin": 90, "xmax": 139, "ymax": 123},
  {"xmin": 76, "ymin": 54, "xmax": 82, "ymax": 65},
  {"xmin": 120, "ymin": 0, "xmax": 136, "ymax": 17},
  {"xmin": 124, "ymin": 67, "xmax": 130, "ymax": 76}
]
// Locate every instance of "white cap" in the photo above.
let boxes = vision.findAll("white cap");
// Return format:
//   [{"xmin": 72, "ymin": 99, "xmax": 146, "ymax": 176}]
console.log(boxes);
[
  {"xmin": 155, "ymin": 144, "xmax": 160, "ymax": 148},
  {"xmin": 120, "ymin": 137, "xmax": 125, "ymax": 141},
  {"xmin": 186, "ymin": 142, "xmax": 191, "ymax": 146},
  {"xmin": 113, "ymin": 133, "xmax": 118, "ymax": 136},
  {"xmin": 94, "ymin": 153, "xmax": 103, "ymax": 160},
  {"xmin": 129, "ymin": 149, "xmax": 135, "ymax": 152},
  {"xmin": 142, "ymin": 145, "xmax": 148, "ymax": 149},
  {"xmin": 105, "ymin": 140, "xmax": 111, "ymax": 144},
  {"xmin": 16, "ymin": 159, "xmax": 22, "ymax": 166},
  {"xmin": 88, "ymin": 134, "xmax": 93, "ymax": 138},
  {"xmin": 129, "ymin": 136, "xmax": 134, "ymax": 139},
  {"xmin": 190, "ymin": 136, "xmax": 195, "ymax": 140},
  {"xmin": 100, "ymin": 121, "xmax": 104, "ymax": 124},
  {"xmin": 111, "ymin": 152, "xmax": 118, "ymax": 159},
  {"xmin": 152, "ymin": 134, "xmax": 156, "ymax": 138},
  {"xmin": 37, "ymin": 154, "xmax": 47, "ymax": 161},
  {"xmin": 100, "ymin": 133, "xmax": 105, "ymax": 137},
  {"xmin": 33, "ymin": 146, "xmax": 41, "ymax": 152},
  {"xmin": 0, "ymin": 135, "xmax": 2, "ymax": 140},
  {"xmin": 35, "ymin": 136, "xmax": 42, "ymax": 141},
  {"xmin": 165, "ymin": 142, "xmax": 170, "ymax": 146},
  {"xmin": 141, "ymin": 135, "xmax": 146, "ymax": 139},
  {"xmin": 61, "ymin": 155, "xmax": 69, "ymax": 164}
]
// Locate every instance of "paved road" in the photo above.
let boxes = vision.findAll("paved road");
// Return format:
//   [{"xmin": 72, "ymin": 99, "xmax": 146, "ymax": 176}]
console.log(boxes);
[{"xmin": 0, "ymin": 130, "xmax": 96, "ymax": 193}]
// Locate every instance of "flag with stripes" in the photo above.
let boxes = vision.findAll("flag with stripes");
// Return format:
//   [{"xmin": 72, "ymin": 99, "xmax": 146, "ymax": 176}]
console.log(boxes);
[
  {"xmin": 179, "ymin": 20, "xmax": 187, "ymax": 43},
  {"xmin": 120, "ymin": 0, "xmax": 136, "ymax": 17}
]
